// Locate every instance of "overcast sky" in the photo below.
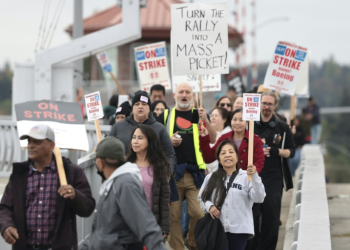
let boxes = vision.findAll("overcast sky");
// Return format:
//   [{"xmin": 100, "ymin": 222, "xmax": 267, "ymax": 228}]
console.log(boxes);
[{"xmin": 0, "ymin": 0, "xmax": 349, "ymax": 68}]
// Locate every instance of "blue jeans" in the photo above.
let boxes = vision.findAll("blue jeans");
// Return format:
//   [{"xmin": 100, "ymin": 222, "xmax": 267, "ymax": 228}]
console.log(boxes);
[
  {"xmin": 288, "ymin": 148, "xmax": 301, "ymax": 176},
  {"xmin": 311, "ymin": 124, "xmax": 322, "ymax": 144},
  {"xmin": 181, "ymin": 199, "xmax": 190, "ymax": 233}
]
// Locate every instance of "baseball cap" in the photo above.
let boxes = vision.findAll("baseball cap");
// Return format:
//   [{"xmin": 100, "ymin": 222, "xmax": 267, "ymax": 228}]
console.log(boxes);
[
  {"xmin": 20, "ymin": 124, "xmax": 55, "ymax": 142},
  {"xmin": 96, "ymin": 136, "xmax": 125, "ymax": 161}
]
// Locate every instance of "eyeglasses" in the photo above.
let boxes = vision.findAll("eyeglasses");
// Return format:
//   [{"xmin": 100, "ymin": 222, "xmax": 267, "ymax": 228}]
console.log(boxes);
[
  {"xmin": 219, "ymin": 103, "xmax": 232, "ymax": 108},
  {"xmin": 261, "ymin": 102, "xmax": 275, "ymax": 107}
]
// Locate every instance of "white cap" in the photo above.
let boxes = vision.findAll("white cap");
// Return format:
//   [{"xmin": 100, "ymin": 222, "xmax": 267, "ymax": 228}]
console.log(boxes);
[{"xmin": 20, "ymin": 124, "xmax": 55, "ymax": 142}]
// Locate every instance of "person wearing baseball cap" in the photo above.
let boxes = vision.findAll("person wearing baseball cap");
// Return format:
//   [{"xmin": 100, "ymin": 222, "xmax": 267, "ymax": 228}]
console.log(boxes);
[
  {"xmin": 115, "ymin": 101, "xmax": 132, "ymax": 124},
  {"xmin": 0, "ymin": 124, "xmax": 95, "ymax": 250},
  {"xmin": 80, "ymin": 137, "xmax": 166, "ymax": 250}
]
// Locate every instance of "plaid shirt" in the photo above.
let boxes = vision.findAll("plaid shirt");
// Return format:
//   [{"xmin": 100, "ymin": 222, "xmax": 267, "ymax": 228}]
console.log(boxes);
[{"xmin": 26, "ymin": 161, "xmax": 58, "ymax": 245}]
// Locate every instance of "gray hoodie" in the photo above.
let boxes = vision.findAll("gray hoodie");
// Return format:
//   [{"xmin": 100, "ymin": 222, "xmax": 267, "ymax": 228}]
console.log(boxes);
[
  {"xmin": 109, "ymin": 115, "xmax": 176, "ymax": 171},
  {"xmin": 79, "ymin": 162, "xmax": 166, "ymax": 250}
]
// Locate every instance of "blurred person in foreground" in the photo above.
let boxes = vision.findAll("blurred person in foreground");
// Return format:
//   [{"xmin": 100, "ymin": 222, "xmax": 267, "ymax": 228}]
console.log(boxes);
[
  {"xmin": 0, "ymin": 124, "xmax": 95, "ymax": 250},
  {"xmin": 198, "ymin": 140, "xmax": 265, "ymax": 250},
  {"xmin": 80, "ymin": 137, "xmax": 166, "ymax": 250}
]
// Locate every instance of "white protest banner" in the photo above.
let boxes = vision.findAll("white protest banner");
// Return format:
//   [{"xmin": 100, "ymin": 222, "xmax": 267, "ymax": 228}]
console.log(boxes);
[
  {"xmin": 263, "ymin": 41, "xmax": 308, "ymax": 96},
  {"xmin": 96, "ymin": 51, "xmax": 112, "ymax": 73},
  {"xmin": 118, "ymin": 95, "xmax": 129, "ymax": 107},
  {"xmin": 84, "ymin": 91, "xmax": 104, "ymax": 121},
  {"xmin": 172, "ymin": 74, "xmax": 221, "ymax": 93},
  {"xmin": 134, "ymin": 42, "xmax": 171, "ymax": 92},
  {"xmin": 171, "ymin": 2, "xmax": 229, "ymax": 76},
  {"xmin": 242, "ymin": 93, "xmax": 261, "ymax": 121},
  {"xmin": 15, "ymin": 100, "xmax": 89, "ymax": 152}
]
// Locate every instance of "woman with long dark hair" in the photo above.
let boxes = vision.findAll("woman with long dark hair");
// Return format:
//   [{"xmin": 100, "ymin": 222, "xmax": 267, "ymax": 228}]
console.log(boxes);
[
  {"xmin": 127, "ymin": 124, "xmax": 171, "ymax": 239},
  {"xmin": 198, "ymin": 140, "xmax": 265, "ymax": 250}
]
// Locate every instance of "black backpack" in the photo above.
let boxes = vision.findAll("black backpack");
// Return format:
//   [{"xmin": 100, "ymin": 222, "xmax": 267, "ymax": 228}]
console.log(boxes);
[{"xmin": 194, "ymin": 172, "xmax": 238, "ymax": 250}]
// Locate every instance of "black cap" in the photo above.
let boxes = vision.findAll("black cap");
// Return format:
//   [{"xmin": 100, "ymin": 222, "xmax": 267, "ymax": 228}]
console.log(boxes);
[
  {"xmin": 132, "ymin": 90, "xmax": 151, "ymax": 107},
  {"xmin": 115, "ymin": 101, "xmax": 132, "ymax": 117}
]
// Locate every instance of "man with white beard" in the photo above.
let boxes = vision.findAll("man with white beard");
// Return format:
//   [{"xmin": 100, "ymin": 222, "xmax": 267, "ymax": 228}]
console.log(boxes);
[{"xmin": 167, "ymin": 83, "xmax": 205, "ymax": 250}]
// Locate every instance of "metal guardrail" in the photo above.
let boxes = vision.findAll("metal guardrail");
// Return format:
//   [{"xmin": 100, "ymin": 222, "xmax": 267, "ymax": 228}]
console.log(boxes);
[{"xmin": 284, "ymin": 145, "xmax": 331, "ymax": 250}]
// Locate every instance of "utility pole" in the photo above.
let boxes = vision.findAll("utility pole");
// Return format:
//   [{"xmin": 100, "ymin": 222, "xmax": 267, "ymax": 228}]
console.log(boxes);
[{"xmin": 73, "ymin": 0, "xmax": 84, "ymax": 88}]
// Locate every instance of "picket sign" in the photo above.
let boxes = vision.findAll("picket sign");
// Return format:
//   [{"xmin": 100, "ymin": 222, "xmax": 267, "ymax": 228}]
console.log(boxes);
[
  {"xmin": 199, "ymin": 75, "xmax": 203, "ymax": 108},
  {"xmin": 84, "ymin": 91, "xmax": 103, "ymax": 143},
  {"xmin": 134, "ymin": 42, "xmax": 171, "ymax": 92},
  {"xmin": 242, "ymin": 93, "xmax": 261, "ymax": 181},
  {"xmin": 15, "ymin": 100, "xmax": 89, "ymax": 187},
  {"xmin": 96, "ymin": 51, "xmax": 126, "ymax": 95},
  {"xmin": 54, "ymin": 147, "xmax": 67, "ymax": 185}
]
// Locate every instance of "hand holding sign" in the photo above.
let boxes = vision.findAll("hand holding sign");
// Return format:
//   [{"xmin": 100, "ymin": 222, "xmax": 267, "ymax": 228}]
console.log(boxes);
[{"xmin": 242, "ymin": 93, "xmax": 261, "ymax": 181}]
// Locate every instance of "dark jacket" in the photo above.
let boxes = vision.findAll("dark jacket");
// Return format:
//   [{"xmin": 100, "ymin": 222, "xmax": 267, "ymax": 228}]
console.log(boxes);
[
  {"xmin": 254, "ymin": 116, "xmax": 295, "ymax": 191},
  {"xmin": 199, "ymin": 129, "xmax": 265, "ymax": 174},
  {"xmin": 0, "ymin": 154, "xmax": 95, "ymax": 250},
  {"xmin": 109, "ymin": 115, "xmax": 176, "ymax": 172},
  {"xmin": 79, "ymin": 163, "xmax": 166, "ymax": 250},
  {"xmin": 152, "ymin": 175, "xmax": 170, "ymax": 235}
]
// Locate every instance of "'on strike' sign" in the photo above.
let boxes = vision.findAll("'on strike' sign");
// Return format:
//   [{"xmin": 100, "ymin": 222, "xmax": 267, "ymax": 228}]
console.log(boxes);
[
  {"xmin": 242, "ymin": 93, "xmax": 261, "ymax": 121},
  {"xmin": 84, "ymin": 91, "xmax": 104, "ymax": 121},
  {"xmin": 263, "ymin": 41, "xmax": 308, "ymax": 96},
  {"xmin": 171, "ymin": 2, "xmax": 229, "ymax": 76},
  {"xmin": 134, "ymin": 42, "xmax": 171, "ymax": 91}
]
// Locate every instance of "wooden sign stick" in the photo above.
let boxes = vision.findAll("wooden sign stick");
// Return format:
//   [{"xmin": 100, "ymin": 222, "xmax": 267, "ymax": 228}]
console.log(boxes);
[
  {"xmin": 199, "ymin": 75, "xmax": 203, "ymax": 108},
  {"xmin": 109, "ymin": 71, "xmax": 126, "ymax": 95},
  {"xmin": 195, "ymin": 91, "xmax": 199, "ymax": 108},
  {"xmin": 94, "ymin": 120, "xmax": 103, "ymax": 143},
  {"xmin": 53, "ymin": 147, "xmax": 68, "ymax": 186},
  {"xmin": 247, "ymin": 121, "xmax": 255, "ymax": 182},
  {"xmin": 290, "ymin": 95, "xmax": 296, "ymax": 127}
]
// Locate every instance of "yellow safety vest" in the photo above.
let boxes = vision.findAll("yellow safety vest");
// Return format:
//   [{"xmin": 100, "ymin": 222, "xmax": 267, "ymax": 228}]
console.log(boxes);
[
  {"xmin": 168, "ymin": 107, "xmax": 206, "ymax": 170},
  {"xmin": 163, "ymin": 109, "xmax": 169, "ymax": 127}
]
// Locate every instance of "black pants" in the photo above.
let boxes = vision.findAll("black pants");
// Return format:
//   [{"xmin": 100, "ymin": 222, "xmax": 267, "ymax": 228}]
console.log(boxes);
[
  {"xmin": 226, "ymin": 233, "xmax": 250, "ymax": 250},
  {"xmin": 249, "ymin": 183, "xmax": 283, "ymax": 250}
]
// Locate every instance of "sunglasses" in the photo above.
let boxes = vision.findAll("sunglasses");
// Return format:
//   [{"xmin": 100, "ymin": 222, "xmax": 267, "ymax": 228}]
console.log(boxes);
[{"xmin": 219, "ymin": 103, "xmax": 232, "ymax": 108}]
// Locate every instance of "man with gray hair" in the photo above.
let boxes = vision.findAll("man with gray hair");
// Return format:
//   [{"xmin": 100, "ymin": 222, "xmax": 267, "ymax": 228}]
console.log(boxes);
[
  {"xmin": 167, "ymin": 83, "xmax": 205, "ymax": 250},
  {"xmin": 0, "ymin": 124, "xmax": 95, "ymax": 250}
]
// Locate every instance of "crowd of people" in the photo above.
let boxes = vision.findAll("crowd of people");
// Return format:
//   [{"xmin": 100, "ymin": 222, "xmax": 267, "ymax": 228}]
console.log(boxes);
[{"xmin": 0, "ymin": 83, "xmax": 322, "ymax": 250}]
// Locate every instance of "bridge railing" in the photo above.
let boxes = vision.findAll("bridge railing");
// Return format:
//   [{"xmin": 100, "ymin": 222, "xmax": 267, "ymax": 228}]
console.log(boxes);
[{"xmin": 284, "ymin": 145, "xmax": 331, "ymax": 250}]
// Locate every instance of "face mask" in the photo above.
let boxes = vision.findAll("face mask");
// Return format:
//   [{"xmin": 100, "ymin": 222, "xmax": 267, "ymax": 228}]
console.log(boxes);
[{"xmin": 95, "ymin": 164, "xmax": 106, "ymax": 181}]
